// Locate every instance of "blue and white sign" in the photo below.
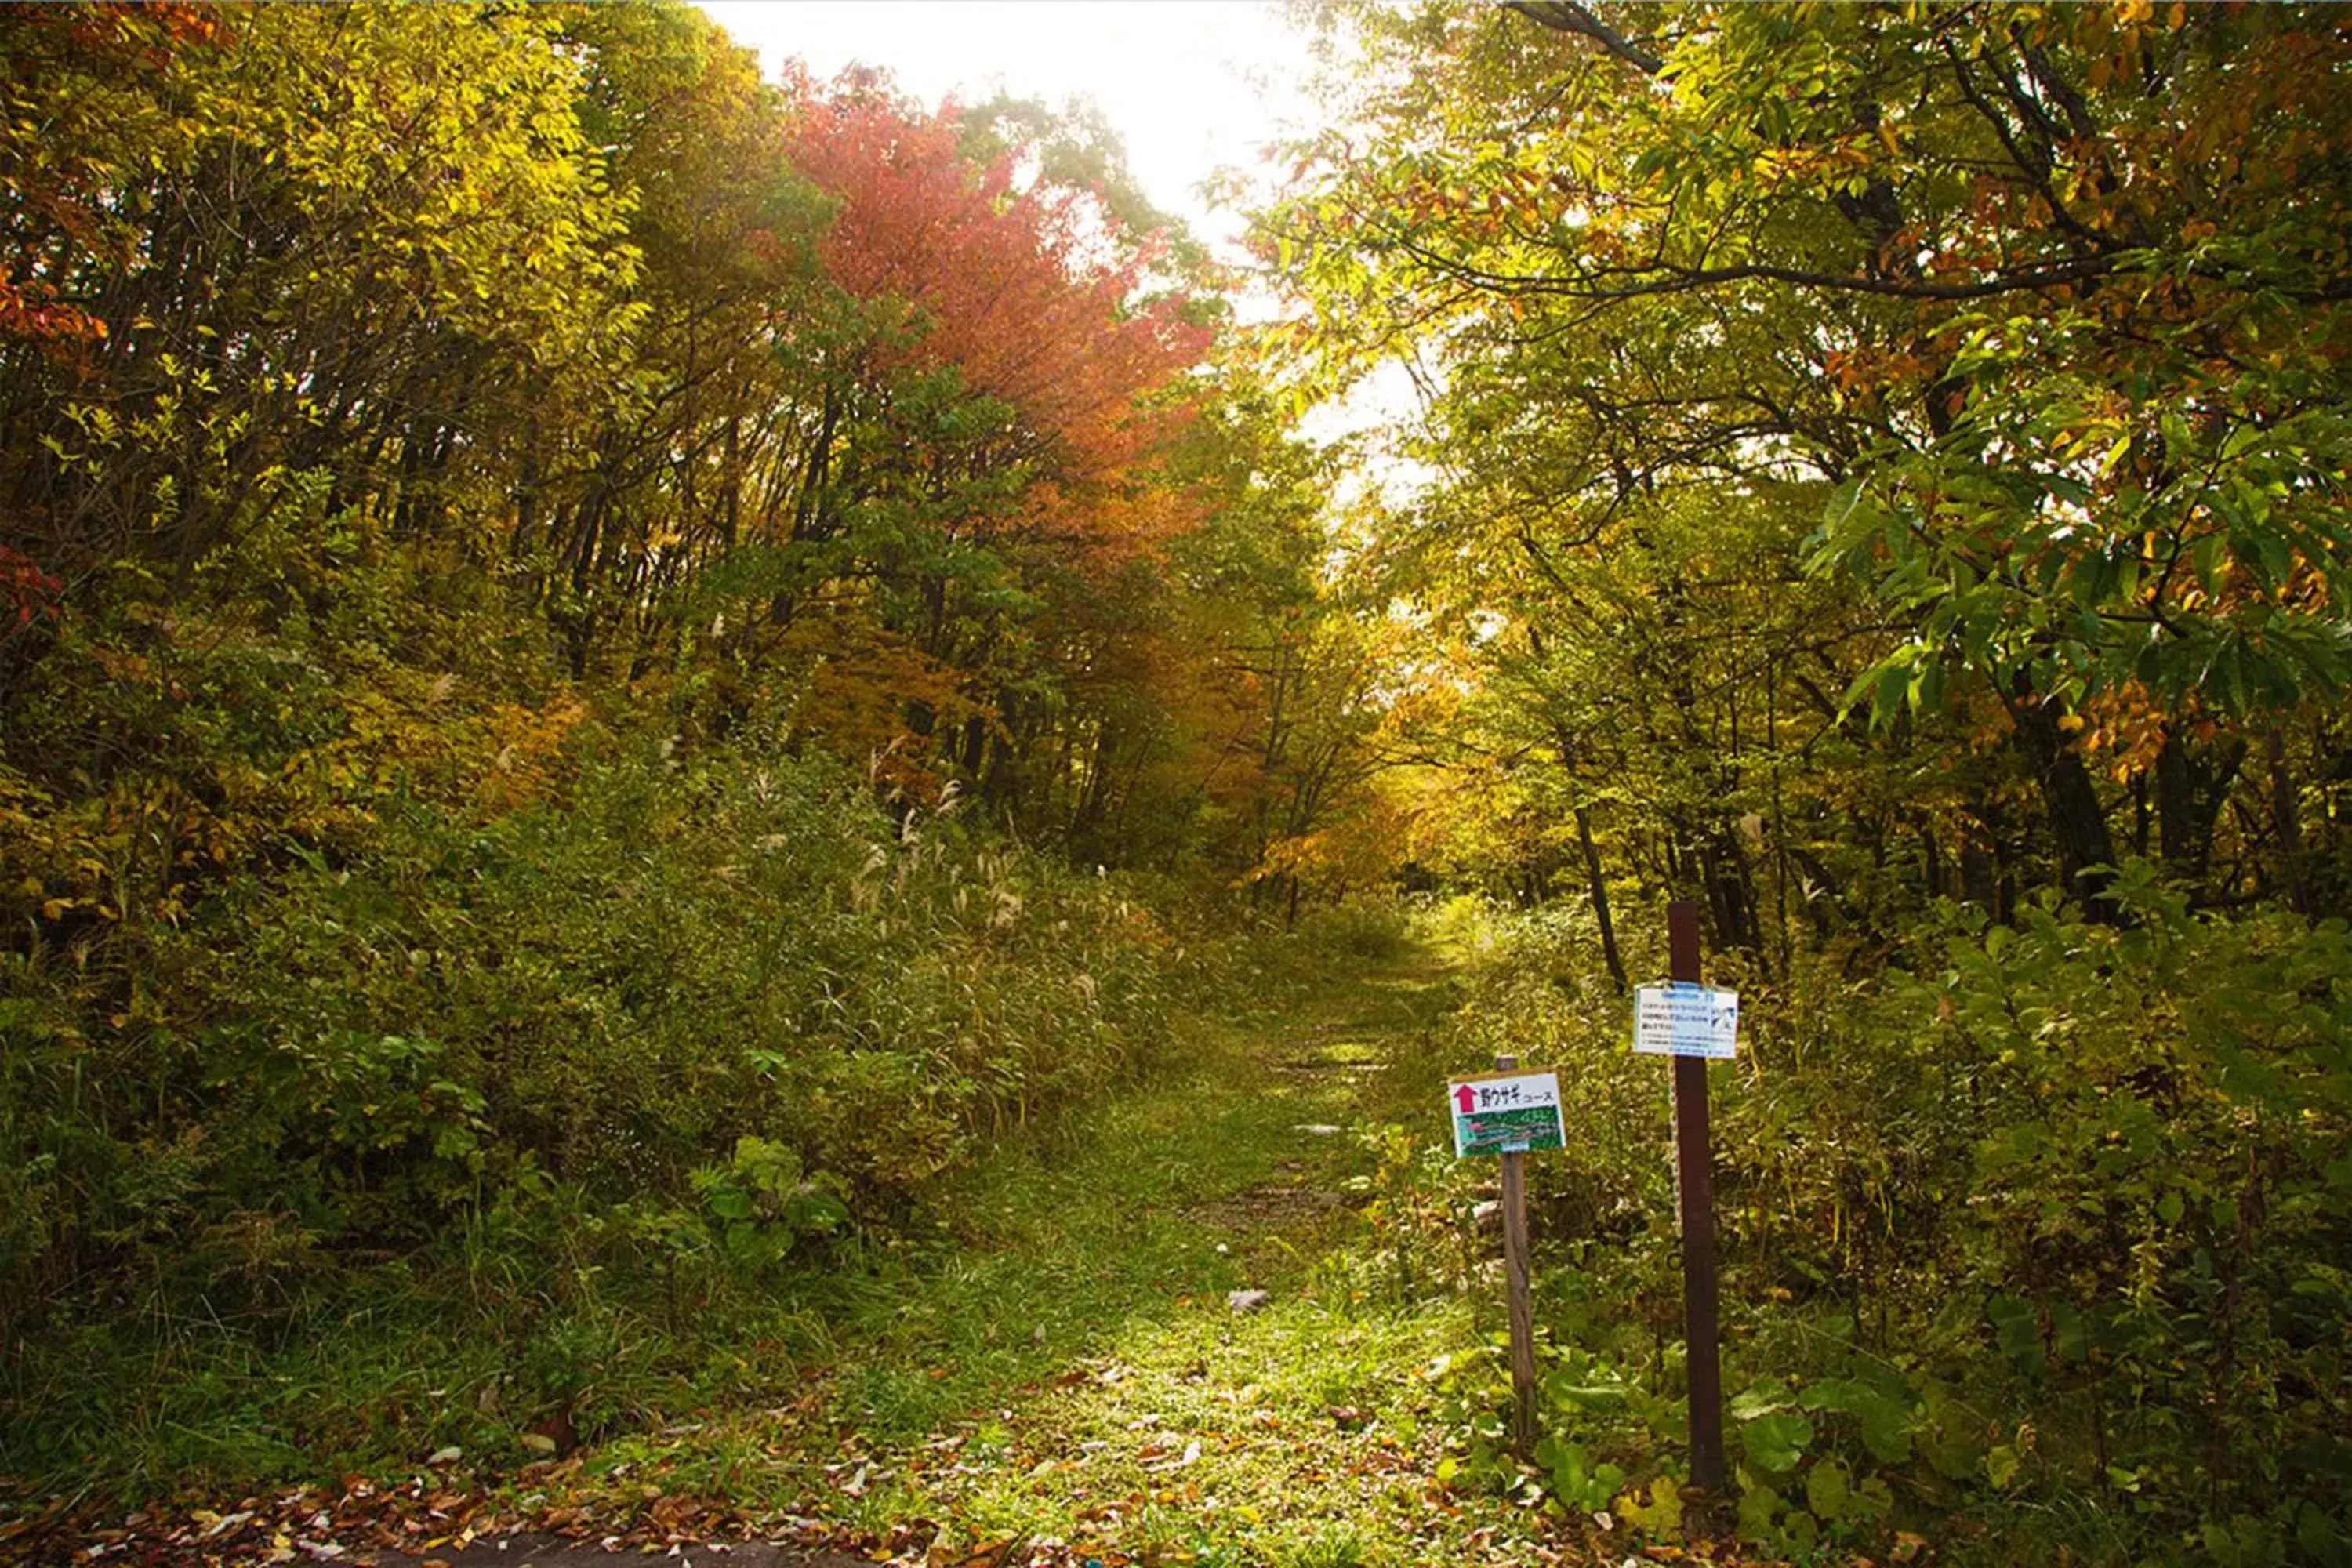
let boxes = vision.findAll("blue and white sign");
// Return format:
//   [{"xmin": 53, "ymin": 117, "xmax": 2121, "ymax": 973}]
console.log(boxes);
[{"xmin": 1632, "ymin": 981, "xmax": 1739, "ymax": 1059}]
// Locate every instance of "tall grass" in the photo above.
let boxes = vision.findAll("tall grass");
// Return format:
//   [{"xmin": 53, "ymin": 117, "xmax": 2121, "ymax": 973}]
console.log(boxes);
[{"xmin": 0, "ymin": 720, "xmax": 1216, "ymax": 1495}]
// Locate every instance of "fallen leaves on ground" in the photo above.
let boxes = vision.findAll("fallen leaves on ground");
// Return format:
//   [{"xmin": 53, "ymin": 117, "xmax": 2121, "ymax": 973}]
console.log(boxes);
[{"xmin": 1, "ymin": 1465, "xmax": 851, "ymax": 1568}]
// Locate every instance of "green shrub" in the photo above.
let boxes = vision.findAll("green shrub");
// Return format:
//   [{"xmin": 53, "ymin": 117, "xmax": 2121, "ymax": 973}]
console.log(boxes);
[
  {"xmin": 1, "ymin": 619, "xmax": 1201, "ymax": 1490},
  {"xmin": 1294, "ymin": 898, "xmax": 1413, "ymax": 963},
  {"xmin": 1421, "ymin": 882, "xmax": 2352, "ymax": 1562}
]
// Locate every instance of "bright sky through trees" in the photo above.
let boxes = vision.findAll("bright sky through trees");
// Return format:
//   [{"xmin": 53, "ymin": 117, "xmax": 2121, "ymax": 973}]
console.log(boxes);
[
  {"xmin": 696, "ymin": 0, "xmax": 1311, "ymax": 258},
  {"xmin": 698, "ymin": 1, "xmax": 1419, "ymax": 471}
]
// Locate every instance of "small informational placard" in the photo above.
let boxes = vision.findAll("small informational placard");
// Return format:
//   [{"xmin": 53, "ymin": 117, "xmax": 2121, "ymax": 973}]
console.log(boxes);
[
  {"xmin": 1632, "ymin": 981, "xmax": 1740, "ymax": 1059},
  {"xmin": 1449, "ymin": 1070, "xmax": 1566, "ymax": 1157}
]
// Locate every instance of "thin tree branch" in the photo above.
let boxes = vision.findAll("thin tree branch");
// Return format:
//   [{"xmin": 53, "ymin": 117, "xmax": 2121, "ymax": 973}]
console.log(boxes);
[{"xmin": 1504, "ymin": 1, "xmax": 1664, "ymax": 75}]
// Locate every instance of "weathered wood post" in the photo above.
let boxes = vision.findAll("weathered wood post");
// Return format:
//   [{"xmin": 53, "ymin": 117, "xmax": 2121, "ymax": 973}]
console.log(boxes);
[
  {"xmin": 1447, "ymin": 1057, "xmax": 1563, "ymax": 1463},
  {"xmin": 1495, "ymin": 1051, "xmax": 1537, "ymax": 1459},
  {"xmin": 1668, "ymin": 900, "xmax": 1726, "ymax": 1494}
]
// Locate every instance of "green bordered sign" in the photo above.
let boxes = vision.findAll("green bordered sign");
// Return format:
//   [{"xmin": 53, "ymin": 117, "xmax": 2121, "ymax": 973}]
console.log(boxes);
[{"xmin": 1449, "ymin": 1069, "xmax": 1566, "ymax": 1157}]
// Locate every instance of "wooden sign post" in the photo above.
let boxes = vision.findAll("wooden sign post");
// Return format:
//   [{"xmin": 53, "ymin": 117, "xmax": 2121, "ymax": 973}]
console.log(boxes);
[
  {"xmin": 1446, "ymin": 1057, "xmax": 1563, "ymax": 1460},
  {"xmin": 1495, "ymin": 1053, "xmax": 1538, "ymax": 1458},
  {"xmin": 1631, "ymin": 902, "xmax": 1729, "ymax": 1496}
]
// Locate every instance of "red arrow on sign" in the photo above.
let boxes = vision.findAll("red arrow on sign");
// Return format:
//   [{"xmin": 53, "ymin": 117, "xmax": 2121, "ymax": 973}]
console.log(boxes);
[{"xmin": 1454, "ymin": 1083, "xmax": 1476, "ymax": 1114}]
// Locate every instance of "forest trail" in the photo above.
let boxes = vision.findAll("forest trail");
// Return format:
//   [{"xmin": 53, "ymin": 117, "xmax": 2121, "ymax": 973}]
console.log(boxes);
[
  {"xmin": 64, "ymin": 945, "xmax": 1612, "ymax": 1568},
  {"xmin": 716, "ymin": 942, "xmax": 1508, "ymax": 1566}
]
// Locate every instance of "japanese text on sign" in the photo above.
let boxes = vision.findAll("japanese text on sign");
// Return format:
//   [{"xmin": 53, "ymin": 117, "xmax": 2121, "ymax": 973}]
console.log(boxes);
[
  {"xmin": 1632, "ymin": 982, "xmax": 1740, "ymax": 1059},
  {"xmin": 1448, "ymin": 1069, "xmax": 1566, "ymax": 1157}
]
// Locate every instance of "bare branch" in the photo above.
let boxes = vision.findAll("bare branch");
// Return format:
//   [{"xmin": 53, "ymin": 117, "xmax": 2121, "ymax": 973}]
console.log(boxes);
[{"xmin": 1503, "ymin": 1, "xmax": 1664, "ymax": 75}]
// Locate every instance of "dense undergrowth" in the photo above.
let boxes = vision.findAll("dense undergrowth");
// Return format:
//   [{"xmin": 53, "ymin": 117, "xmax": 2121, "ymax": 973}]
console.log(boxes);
[
  {"xmin": 1, "ymin": 752, "xmax": 1217, "ymax": 1492},
  {"xmin": 0, "ymin": 1, "xmax": 1306, "ymax": 1491},
  {"xmin": 0, "ymin": 532, "xmax": 1232, "ymax": 1496},
  {"xmin": 1393, "ymin": 893, "xmax": 2352, "ymax": 1566}
]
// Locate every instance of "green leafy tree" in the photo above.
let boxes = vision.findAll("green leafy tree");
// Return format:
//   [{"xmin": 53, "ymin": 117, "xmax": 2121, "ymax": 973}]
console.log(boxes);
[{"xmin": 1267, "ymin": 0, "xmax": 2352, "ymax": 916}]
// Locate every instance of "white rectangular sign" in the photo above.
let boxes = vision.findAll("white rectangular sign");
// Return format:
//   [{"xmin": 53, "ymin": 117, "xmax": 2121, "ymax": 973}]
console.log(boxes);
[
  {"xmin": 1449, "ymin": 1069, "xmax": 1566, "ymax": 1156},
  {"xmin": 1632, "ymin": 982, "xmax": 1739, "ymax": 1059}
]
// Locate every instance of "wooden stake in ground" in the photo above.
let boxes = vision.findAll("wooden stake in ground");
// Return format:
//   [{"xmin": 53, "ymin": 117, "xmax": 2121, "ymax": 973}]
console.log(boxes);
[
  {"xmin": 1447, "ymin": 1058, "xmax": 1563, "ymax": 1461},
  {"xmin": 1495, "ymin": 1051, "xmax": 1538, "ymax": 1460},
  {"xmin": 1668, "ymin": 901, "xmax": 1726, "ymax": 1494}
]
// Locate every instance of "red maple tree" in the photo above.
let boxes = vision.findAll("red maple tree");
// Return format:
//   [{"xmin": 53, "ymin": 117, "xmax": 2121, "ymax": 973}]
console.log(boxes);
[{"xmin": 789, "ymin": 85, "xmax": 1214, "ymax": 563}]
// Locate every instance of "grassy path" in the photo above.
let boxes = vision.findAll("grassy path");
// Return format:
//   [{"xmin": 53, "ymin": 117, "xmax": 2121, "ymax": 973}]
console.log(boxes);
[
  {"xmin": 24, "ymin": 947, "xmax": 1621, "ymax": 1567},
  {"xmin": 627, "ymin": 943, "xmax": 1572, "ymax": 1568}
]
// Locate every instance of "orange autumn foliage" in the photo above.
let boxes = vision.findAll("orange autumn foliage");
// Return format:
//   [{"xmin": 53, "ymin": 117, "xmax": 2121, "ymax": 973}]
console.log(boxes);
[{"xmin": 789, "ymin": 89, "xmax": 1213, "ymax": 564}]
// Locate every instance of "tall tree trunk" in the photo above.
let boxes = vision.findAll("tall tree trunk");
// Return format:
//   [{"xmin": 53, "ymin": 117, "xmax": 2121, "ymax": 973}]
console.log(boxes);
[
  {"xmin": 1574, "ymin": 802, "xmax": 1628, "ymax": 993},
  {"xmin": 2005, "ymin": 669, "xmax": 2119, "ymax": 917},
  {"xmin": 2154, "ymin": 731, "xmax": 2245, "ymax": 889},
  {"xmin": 1552, "ymin": 720, "xmax": 1628, "ymax": 991},
  {"xmin": 1961, "ymin": 833, "xmax": 1998, "ymax": 912},
  {"xmin": 1702, "ymin": 829, "xmax": 1762, "ymax": 960},
  {"xmin": 2267, "ymin": 726, "xmax": 2310, "ymax": 914}
]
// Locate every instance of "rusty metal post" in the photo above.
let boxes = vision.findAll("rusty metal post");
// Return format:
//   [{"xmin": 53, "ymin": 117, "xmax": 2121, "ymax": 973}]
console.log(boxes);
[{"xmin": 1669, "ymin": 900, "xmax": 1725, "ymax": 1494}]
